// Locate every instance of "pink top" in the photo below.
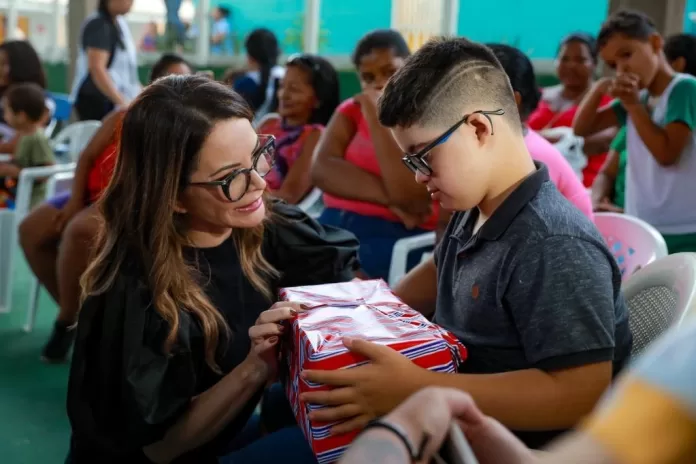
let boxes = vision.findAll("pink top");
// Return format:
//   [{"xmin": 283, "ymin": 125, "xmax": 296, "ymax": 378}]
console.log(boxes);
[
  {"xmin": 260, "ymin": 118, "xmax": 323, "ymax": 190},
  {"xmin": 525, "ymin": 128, "xmax": 593, "ymax": 220},
  {"xmin": 322, "ymin": 98, "xmax": 439, "ymax": 230}
]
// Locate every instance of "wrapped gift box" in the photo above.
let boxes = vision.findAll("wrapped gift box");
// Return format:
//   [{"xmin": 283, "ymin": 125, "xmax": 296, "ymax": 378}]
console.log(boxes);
[{"xmin": 279, "ymin": 279, "xmax": 467, "ymax": 464}]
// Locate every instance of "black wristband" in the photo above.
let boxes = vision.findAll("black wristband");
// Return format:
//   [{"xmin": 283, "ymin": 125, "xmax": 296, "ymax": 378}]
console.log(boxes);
[{"xmin": 362, "ymin": 419, "xmax": 430, "ymax": 461}]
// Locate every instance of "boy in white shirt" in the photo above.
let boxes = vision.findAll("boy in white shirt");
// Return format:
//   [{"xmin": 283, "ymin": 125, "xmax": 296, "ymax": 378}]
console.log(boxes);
[{"xmin": 575, "ymin": 9, "xmax": 696, "ymax": 253}]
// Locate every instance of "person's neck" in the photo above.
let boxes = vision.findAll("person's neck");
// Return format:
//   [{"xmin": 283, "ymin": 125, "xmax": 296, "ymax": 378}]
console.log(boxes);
[
  {"xmin": 16, "ymin": 123, "xmax": 41, "ymax": 136},
  {"xmin": 647, "ymin": 64, "xmax": 676, "ymax": 97},
  {"xmin": 283, "ymin": 114, "xmax": 310, "ymax": 127},
  {"xmin": 248, "ymin": 60, "xmax": 260, "ymax": 72},
  {"xmin": 185, "ymin": 224, "xmax": 233, "ymax": 248},
  {"xmin": 477, "ymin": 145, "xmax": 536, "ymax": 220},
  {"xmin": 560, "ymin": 82, "xmax": 590, "ymax": 102}
]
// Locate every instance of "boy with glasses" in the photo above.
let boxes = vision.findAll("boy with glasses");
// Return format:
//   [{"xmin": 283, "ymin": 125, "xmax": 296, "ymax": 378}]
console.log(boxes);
[{"xmin": 300, "ymin": 37, "xmax": 632, "ymax": 449}]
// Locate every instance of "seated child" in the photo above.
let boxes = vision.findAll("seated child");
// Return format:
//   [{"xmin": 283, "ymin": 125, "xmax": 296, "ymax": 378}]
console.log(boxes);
[
  {"xmin": 575, "ymin": 11, "xmax": 696, "ymax": 254},
  {"xmin": 300, "ymin": 37, "xmax": 631, "ymax": 450},
  {"xmin": 257, "ymin": 54, "xmax": 340, "ymax": 204},
  {"xmin": 0, "ymin": 83, "xmax": 55, "ymax": 208}
]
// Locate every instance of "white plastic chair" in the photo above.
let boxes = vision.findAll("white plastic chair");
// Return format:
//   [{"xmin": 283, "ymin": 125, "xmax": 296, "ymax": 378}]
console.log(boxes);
[
  {"xmin": 0, "ymin": 163, "xmax": 76, "ymax": 314},
  {"xmin": 50, "ymin": 121, "xmax": 102, "ymax": 162},
  {"xmin": 594, "ymin": 212, "xmax": 668, "ymax": 282},
  {"xmin": 23, "ymin": 171, "xmax": 75, "ymax": 332},
  {"xmin": 297, "ymin": 187, "xmax": 324, "ymax": 219},
  {"xmin": 388, "ymin": 232, "xmax": 436, "ymax": 287},
  {"xmin": 623, "ymin": 252, "xmax": 696, "ymax": 357}
]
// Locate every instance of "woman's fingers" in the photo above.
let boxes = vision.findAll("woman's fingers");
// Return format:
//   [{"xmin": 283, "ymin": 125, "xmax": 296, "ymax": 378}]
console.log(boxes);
[
  {"xmin": 249, "ymin": 322, "xmax": 285, "ymax": 340},
  {"xmin": 256, "ymin": 302, "xmax": 305, "ymax": 325}
]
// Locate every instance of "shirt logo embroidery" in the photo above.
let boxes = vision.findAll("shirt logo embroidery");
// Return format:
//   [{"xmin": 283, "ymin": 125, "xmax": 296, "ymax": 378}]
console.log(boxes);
[{"xmin": 471, "ymin": 284, "xmax": 480, "ymax": 300}]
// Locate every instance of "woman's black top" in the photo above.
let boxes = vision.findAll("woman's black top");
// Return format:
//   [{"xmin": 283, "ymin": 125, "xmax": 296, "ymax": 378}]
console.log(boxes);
[{"xmin": 66, "ymin": 202, "xmax": 360, "ymax": 463}]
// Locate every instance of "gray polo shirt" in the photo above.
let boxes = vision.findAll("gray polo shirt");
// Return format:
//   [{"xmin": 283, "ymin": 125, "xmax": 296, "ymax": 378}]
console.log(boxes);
[{"xmin": 435, "ymin": 162, "xmax": 632, "ymax": 447}]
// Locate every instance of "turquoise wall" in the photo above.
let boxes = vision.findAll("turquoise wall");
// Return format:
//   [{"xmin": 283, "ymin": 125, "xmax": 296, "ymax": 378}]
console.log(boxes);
[
  {"xmin": 197, "ymin": 0, "xmax": 611, "ymax": 58},
  {"xmin": 685, "ymin": 0, "xmax": 696, "ymax": 34},
  {"xmin": 458, "ymin": 0, "xmax": 609, "ymax": 58}
]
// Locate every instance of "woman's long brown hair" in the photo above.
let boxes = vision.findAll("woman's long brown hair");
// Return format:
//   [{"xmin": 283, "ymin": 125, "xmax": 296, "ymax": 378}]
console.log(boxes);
[{"xmin": 81, "ymin": 75, "xmax": 277, "ymax": 371}]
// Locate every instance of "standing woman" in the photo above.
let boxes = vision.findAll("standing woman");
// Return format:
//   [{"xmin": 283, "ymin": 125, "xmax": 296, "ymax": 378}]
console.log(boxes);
[
  {"xmin": 70, "ymin": 0, "xmax": 140, "ymax": 121},
  {"xmin": 233, "ymin": 28, "xmax": 284, "ymax": 121},
  {"xmin": 528, "ymin": 33, "xmax": 615, "ymax": 187}
]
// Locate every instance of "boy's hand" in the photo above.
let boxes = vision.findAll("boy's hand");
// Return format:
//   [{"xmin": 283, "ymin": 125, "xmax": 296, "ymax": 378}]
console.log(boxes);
[
  {"xmin": 610, "ymin": 73, "xmax": 641, "ymax": 106},
  {"xmin": 300, "ymin": 337, "xmax": 427, "ymax": 435},
  {"xmin": 594, "ymin": 77, "xmax": 613, "ymax": 95}
]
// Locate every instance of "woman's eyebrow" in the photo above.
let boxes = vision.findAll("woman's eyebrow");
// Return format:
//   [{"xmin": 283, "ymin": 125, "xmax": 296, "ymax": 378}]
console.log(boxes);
[{"xmin": 209, "ymin": 163, "xmax": 241, "ymax": 177}]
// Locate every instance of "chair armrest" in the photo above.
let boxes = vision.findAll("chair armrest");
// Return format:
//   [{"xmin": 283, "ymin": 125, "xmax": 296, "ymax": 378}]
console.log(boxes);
[
  {"xmin": 15, "ymin": 163, "xmax": 76, "ymax": 221},
  {"xmin": 388, "ymin": 232, "xmax": 436, "ymax": 286}
]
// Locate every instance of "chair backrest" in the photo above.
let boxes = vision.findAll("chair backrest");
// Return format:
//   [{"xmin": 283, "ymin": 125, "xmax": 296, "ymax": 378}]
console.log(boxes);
[
  {"xmin": 388, "ymin": 232, "xmax": 436, "ymax": 287},
  {"xmin": 46, "ymin": 171, "xmax": 75, "ymax": 198},
  {"xmin": 297, "ymin": 187, "xmax": 324, "ymax": 217},
  {"xmin": 48, "ymin": 92, "xmax": 73, "ymax": 121},
  {"xmin": 594, "ymin": 212, "xmax": 668, "ymax": 281},
  {"xmin": 623, "ymin": 252, "xmax": 696, "ymax": 357},
  {"xmin": 51, "ymin": 121, "xmax": 102, "ymax": 162}
]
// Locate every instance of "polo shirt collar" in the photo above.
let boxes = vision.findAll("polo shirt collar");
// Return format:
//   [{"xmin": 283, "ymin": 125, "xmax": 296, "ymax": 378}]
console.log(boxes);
[{"xmin": 451, "ymin": 161, "xmax": 550, "ymax": 244}]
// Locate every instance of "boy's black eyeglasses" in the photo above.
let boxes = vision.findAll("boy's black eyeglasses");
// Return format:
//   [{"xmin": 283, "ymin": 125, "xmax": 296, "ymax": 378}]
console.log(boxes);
[
  {"xmin": 189, "ymin": 135, "xmax": 275, "ymax": 202},
  {"xmin": 401, "ymin": 109, "xmax": 505, "ymax": 176}
]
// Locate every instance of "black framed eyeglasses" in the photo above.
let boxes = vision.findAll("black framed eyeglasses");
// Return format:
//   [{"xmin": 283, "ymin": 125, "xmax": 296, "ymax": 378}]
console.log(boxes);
[
  {"xmin": 189, "ymin": 134, "xmax": 276, "ymax": 202},
  {"xmin": 401, "ymin": 109, "xmax": 505, "ymax": 176}
]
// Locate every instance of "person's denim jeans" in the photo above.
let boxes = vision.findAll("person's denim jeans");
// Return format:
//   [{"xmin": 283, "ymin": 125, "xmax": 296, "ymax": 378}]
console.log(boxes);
[
  {"xmin": 164, "ymin": 0, "xmax": 185, "ymax": 44},
  {"xmin": 318, "ymin": 208, "xmax": 432, "ymax": 280}
]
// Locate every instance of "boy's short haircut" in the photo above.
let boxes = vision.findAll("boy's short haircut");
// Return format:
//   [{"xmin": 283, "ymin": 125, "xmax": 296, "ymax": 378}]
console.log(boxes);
[
  {"xmin": 5, "ymin": 83, "xmax": 46, "ymax": 122},
  {"xmin": 597, "ymin": 9, "xmax": 657, "ymax": 49},
  {"xmin": 378, "ymin": 37, "xmax": 521, "ymax": 131}
]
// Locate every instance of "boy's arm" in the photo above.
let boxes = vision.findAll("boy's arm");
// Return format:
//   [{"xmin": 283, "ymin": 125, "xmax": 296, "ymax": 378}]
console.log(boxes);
[
  {"xmin": 625, "ymin": 78, "xmax": 696, "ymax": 166},
  {"xmin": 0, "ymin": 162, "xmax": 20, "ymax": 176},
  {"xmin": 573, "ymin": 79, "xmax": 619, "ymax": 137}
]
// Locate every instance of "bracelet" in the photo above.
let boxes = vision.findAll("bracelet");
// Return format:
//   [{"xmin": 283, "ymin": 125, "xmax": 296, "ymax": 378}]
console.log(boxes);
[{"xmin": 362, "ymin": 419, "xmax": 430, "ymax": 461}]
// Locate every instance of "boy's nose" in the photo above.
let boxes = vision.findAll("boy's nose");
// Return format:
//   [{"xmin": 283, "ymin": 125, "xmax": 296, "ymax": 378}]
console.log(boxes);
[{"xmin": 415, "ymin": 170, "xmax": 430, "ymax": 184}]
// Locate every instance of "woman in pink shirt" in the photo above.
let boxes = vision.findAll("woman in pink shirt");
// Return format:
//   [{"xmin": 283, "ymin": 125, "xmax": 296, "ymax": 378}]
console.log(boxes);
[
  {"xmin": 489, "ymin": 43, "xmax": 593, "ymax": 218},
  {"xmin": 311, "ymin": 30, "xmax": 437, "ymax": 280}
]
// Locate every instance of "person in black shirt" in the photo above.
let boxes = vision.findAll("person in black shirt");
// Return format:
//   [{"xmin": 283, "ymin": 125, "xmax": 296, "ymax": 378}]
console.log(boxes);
[{"xmin": 66, "ymin": 75, "xmax": 359, "ymax": 463}]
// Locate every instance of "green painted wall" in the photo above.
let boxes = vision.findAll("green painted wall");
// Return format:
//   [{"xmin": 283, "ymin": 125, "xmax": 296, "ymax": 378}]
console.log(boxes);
[{"xmin": 45, "ymin": 63, "xmax": 560, "ymax": 101}]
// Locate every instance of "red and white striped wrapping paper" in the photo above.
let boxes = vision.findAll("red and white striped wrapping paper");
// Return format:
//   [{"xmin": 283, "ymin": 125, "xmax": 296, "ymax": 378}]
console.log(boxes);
[{"xmin": 279, "ymin": 279, "xmax": 467, "ymax": 464}]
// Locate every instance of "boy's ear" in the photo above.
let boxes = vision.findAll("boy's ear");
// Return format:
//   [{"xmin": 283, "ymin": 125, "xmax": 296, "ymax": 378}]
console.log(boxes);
[
  {"xmin": 467, "ymin": 112, "xmax": 493, "ymax": 146},
  {"xmin": 649, "ymin": 33, "xmax": 664, "ymax": 54}
]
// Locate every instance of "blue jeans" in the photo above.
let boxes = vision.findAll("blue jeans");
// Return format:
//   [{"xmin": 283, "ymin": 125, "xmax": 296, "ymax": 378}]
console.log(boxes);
[{"xmin": 318, "ymin": 208, "xmax": 431, "ymax": 280}]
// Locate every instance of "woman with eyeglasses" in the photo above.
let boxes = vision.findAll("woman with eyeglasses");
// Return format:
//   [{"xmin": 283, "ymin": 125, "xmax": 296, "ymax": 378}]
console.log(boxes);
[
  {"xmin": 257, "ymin": 54, "xmax": 340, "ymax": 204},
  {"xmin": 65, "ymin": 76, "xmax": 358, "ymax": 464},
  {"xmin": 311, "ymin": 30, "xmax": 437, "ymax": 281}
]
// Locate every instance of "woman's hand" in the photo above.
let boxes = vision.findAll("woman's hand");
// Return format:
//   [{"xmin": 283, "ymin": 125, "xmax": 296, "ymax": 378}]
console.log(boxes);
[
  {"xmin": 55, "ymin": 197, "xmax": 86, "ymax": 233},
  {"xmin": 247, "ymin": 302, "xmax": 304, "ymax": 382},
  {"xmin": 593, "ymin": 197, "xmax": 624, "ymax": 213}
]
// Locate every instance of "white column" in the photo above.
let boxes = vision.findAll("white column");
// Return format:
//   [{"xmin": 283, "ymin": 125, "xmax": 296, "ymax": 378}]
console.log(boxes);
[
  {"xmin": 195, "ymin": 0, "xmax": 211, "ymax": 65},
  {"xmin": 442, "ymin": 0, "xmax": 459, "ymax": 36},
  {"xmin": 303, "ymin": 0, "xmax": 321, "ymax": 53},
  {"xmin": 390, "ymin": 0, "xmax": 399, "ymax": 28},
  {"xmin": 6, "ymin": 0, "xmax": 19, "ymax": 40},
  {"xmin": 51, "ymin": 0, "xmax": 63, "ymax": 58}
]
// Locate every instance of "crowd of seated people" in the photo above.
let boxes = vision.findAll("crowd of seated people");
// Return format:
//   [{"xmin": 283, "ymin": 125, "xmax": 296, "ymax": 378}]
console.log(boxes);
[{"xmin": 6, "ymin": 8, "xmax": 696, "ymax": 463}]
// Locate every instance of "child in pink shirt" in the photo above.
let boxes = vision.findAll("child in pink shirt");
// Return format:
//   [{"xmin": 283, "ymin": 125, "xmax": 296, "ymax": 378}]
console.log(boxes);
[
  {"xmin": 489, "ymin": 43, "xmax": 593, "ymax": 219},
  {"xmin": 525, "ymin": 128, "xmax": 593, "ymax": 218}
]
